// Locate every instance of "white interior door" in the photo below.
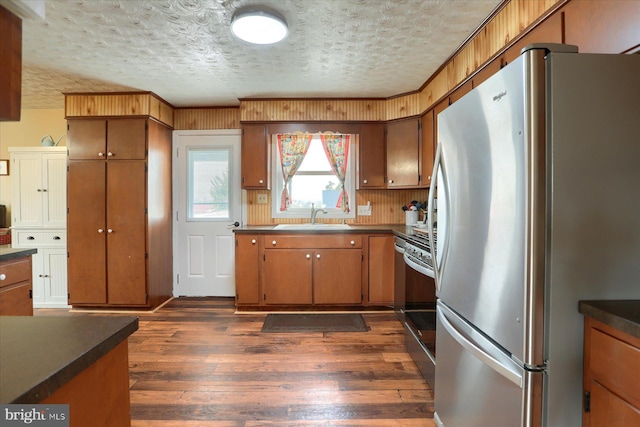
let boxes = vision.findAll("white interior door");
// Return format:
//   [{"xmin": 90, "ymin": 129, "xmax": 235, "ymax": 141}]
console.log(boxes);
[{"xmin": 173, "ymin": 130, "xmax": 242, "ymax": 297}]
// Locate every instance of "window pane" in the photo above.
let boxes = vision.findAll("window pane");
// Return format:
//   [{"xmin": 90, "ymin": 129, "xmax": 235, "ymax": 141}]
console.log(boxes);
[
  {"xmin": 289, "ymin": 174, "xmax": 341, "ymax": 208},
  {"xmin": 188, "ymin": 148, "xmax": 230, "ymax": 219},
  {"xmin": 298, "ymin": 138, "xmax": 332, "ymax": 172}
]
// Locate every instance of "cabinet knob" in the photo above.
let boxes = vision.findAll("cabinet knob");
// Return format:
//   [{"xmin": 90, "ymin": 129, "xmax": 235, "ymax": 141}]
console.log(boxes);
[
  {"xmin": 107, "ymin": 151, "xmax": 114, "ymax": 157},
  {"xmin": 350, "ymin": 240, "xmax": 355, "ymax": 245},
  {"xmin": 271, "ymin": 240, "xmax": 277, "ymax": 246},
  {"xmin": 259, "ymin": 179, "xmax": 264, "ymax": 184},
  {"xmin": 388, "ymin": 179, "xmax": 394, "ymax": 184},
  {"xmin": 98, "ymin": 228, "xmax": 104, "ymax": 233},
  {"xmin": 306, "ymin": 254, "xmax": 311, "ymax": 259},
  {"xmin": 98, "ymin": 152, "xmax": 104, "ymax": 157},
  {"xmin": 39, "ymin": 274, "xmax": 49, "ymax": 278},
  {"xmin": 0, "ymin": 274, "xmax": 6, "ymax": 281},
  {"xmin": 37, "ymin": 189, "xmax": 42, "ymax": 192},
  {"xmin": 251, "ymin": 239, "xmax": 257, "ymax": 244},
  {"xmin": 53, "ymin": 236, "xmax": 61, "ymax": 240},
  {"xmin": 42, "ymin": 189, "xmax": 48, "ymax": 192},
  {"xmin": 107, "ymin": 229, "xmax": 114, "ymax": 233},
  {"xmin": 316, "ymin": 253, "xmax": 321, "ymax": 259},
  {"xmin": 27, "ymin": 236, "xmax": 35, "ymax": 240},
  {"xmin": 363, "ymin": 179, "xmax": 368, "ymax": 184},
  {"xmin": 428, "ymin": 176, "xmax": 431, "ymax": 181}
]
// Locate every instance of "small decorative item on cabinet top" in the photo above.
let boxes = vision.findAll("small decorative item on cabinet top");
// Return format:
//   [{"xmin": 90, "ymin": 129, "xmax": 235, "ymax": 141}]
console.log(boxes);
[{"xmin": 40, "ymin": 134, "xmax": 65, "ymax": 146}]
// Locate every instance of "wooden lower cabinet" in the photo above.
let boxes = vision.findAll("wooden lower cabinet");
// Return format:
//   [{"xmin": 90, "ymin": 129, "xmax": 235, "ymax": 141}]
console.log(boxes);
[
  {"xmin": 0, "ymin": 255, "xmax": 33, "ymax": 315},
  {"xmin": 235, "ymin": 234, "xmax": 261, "ymax": 305},
  {"xmin": 264, "ymin": 249, "xmax": 313, "ymax": 305},
  {"xmin": 367, "ymin": 235, "xmax": 394, "ymax": 305},
  {"xmin": 583, "ymin": 317, "xmax": 640, "ymax": 426}
]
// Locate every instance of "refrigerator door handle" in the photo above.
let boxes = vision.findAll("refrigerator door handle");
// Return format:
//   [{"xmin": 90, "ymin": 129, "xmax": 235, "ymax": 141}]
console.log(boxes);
[
  {"xmin": 428, "ymin": 142, "xmax": 448, "ymax": 292},
  {"xmin": 438, "ymin": 302, "xmax": 523, "ymax": 387}
]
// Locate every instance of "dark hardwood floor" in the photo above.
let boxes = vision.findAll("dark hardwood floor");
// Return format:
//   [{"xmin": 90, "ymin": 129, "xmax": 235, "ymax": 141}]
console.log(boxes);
[{"xmin": 37, "ymin": 298, "xmax": 435, "ymax": 426}]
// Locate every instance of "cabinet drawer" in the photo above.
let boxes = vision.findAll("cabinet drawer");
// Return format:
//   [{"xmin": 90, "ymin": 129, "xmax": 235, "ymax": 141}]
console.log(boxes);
[
  {"xmin": 0, "ymin": 258, "xmax": 32, "ymax": 287},
  {"xmin": 265, "ymin": 235, "xmax": 363, "ymax": 249},
  {"xmin": 15, "ymin": 230, "xmax": 67, "ymax": 247},
  {"xmin": 590, "ymin": 327, "xmax": 640, "ymax": 408}
]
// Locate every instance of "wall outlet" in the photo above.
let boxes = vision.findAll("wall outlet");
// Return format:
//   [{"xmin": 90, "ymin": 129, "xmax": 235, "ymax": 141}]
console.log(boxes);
[
  {"xmin": 257, "ymin": 193, "xmax": 268, "ymax": 204},
  {"xmin": 357, "ymin": 205, "xmax": 371, "ymax": 216}
]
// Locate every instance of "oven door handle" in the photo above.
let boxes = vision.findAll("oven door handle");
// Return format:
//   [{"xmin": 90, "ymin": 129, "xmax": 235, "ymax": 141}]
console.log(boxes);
[
  {"xmin": 404, "ymin": 253, "xmax": 435, "ymax": 279},
  {"xmin": 394, "ymin": 243, "xmax": 405, "ymax": 254}
]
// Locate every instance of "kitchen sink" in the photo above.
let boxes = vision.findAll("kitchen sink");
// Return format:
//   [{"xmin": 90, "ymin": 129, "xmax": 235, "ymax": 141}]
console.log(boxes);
[{"xmin": 273, "ymin": 224, "xmax": 351, "ymax": 230}]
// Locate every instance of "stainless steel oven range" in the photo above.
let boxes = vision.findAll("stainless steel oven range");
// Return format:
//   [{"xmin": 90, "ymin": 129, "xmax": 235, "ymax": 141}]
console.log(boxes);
[{"xmin": 395, "ymin": 231, "xmax": 437, "ymax": 391}]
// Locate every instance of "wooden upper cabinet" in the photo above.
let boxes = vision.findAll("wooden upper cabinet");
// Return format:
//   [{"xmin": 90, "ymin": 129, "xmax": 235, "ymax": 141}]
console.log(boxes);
[
  {"xmin": 358, "ymin": 123, "xmax": 386, "ymax": 189},
  {"xmin": 386, "ymin": 118, "xmax": 420, "ymax": 188},
  {"xmin": 68, "ymin": 119, "xmax": 147, "ymax": 160},
  {"xmin": 420, "ymin": 110, "xmax": 435, "ymax": 188},
  {"xmin": 0, "ymin": 6, "xmax": 21, "ymax": 121},
  {"xmin": 241, "ymin": 124, "xmax": 270, "ymax": 189},
  {"xmin": 563, "ymin": 0, "xmax": 640, "ymax": 54}
]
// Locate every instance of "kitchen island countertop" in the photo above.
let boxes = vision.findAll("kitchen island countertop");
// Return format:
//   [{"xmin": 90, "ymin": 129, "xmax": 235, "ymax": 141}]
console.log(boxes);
[
  {"xmin": 0, "ymin": 247, "xmax": 37, "ymax": 262},
  {"xmin": 578, "ymin": 300, "xmax": 640, "ymax": 339},
  {"xmin": 0, "ymin": 315, "xmax": 138, "ymax": 403}
]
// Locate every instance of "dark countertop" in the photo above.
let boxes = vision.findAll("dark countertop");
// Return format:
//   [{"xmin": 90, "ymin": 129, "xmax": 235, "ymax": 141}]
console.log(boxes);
[
  {"xmin": 0, "ymin": 247, "xmax": 38, "ymax": 262},
  {"xmin": 0, "ymin": 316, "xmax": 138, "ymax": 403},
  {"xmin": 579, "ymin": 300, "xmax": 640, "ymax": 339},
  {"xmin": 234, "ymin": 224, "xmax": 421, "ymax": 237}
]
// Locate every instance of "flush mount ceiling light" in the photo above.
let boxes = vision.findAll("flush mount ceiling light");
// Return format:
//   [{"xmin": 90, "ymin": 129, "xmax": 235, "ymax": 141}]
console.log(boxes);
[{"xmin": 231, "ymin": 10, "xmax": 288, "ymax": 45}]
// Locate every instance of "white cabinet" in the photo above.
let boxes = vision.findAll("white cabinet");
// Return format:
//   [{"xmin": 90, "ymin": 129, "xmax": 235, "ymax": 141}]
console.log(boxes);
[
  {"xmin": 9, "ymin": 147, "xmax": 67, "ymax": 228},
  {"xmin": 9, "ymin": 147, "xmax": 68, "ymax": 308}
]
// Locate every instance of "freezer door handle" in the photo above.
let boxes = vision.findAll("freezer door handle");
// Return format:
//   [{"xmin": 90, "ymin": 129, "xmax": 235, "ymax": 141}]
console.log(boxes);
[
  {"xmin": 438, "ymin": 302, "xmax": 523, "ymax": 387},
  {"xmin": 428, "ymin": 142, "xmax": 449, "ymax": 293}
]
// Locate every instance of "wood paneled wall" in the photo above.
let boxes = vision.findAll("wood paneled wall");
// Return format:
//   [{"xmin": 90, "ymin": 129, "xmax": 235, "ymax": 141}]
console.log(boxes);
[
  {"xmin": 246, "ymin": 189, "xmax": 429, "ymax": 225},
  {"xmin": 174, "ymin": 107, "xmax": 240, "ymax": 129},
  {"xmin": 65, "ymin": 92, "xmax": 174, "ymax": 127}
]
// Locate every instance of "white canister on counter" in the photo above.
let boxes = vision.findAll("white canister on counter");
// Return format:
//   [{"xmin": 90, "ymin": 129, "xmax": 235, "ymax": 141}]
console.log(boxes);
[{"xmin": 405, "ymin": 210, "xmax": 418, "ymax": 225}]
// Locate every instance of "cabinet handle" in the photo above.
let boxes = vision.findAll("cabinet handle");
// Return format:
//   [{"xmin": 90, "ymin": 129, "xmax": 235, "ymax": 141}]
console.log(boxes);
[
  {"xmin": 428, "ymin": 176, "xmax": 431, "ymax": 181},
  {"xmin": 42, "ymin": 189, "xmax": 48, "ymax": 192},
  {"xmin": 107, "ymin": 229, "xmax": 114, "ymax": 233},
  {"xmin": 27, "ymin": 236, "xmax": 35, "ymax": 240},
  {"xmin": 39, "ymin": 274, "xmax": 49, "ymax": 278},
  {"xmin": 37, "ymin": 189, "xmax": 42, "ymax": 192},
  {"xmin": 363, "ymin": 179, "xmax": 368, "ymax": 184},
  {"xmin": 306, "ymin": 254, "xmax": 311, "ymax": 259},
  {"xmin": 388, "ymin": 179, "xmax": 394, "ymax": 184},
  {"xmin": 316, "ymin": 254, "xmax": 321, "ymax": 259},
  {"xmin": 98, "ymin": 152, "xmax": 104, "ymax": 157},
  {"xmin": 251, "ymin": 239, "xmax": 257, "ymax": 244},
  {"xmin": 259, "ymin": 179, "xmax": 264, "ymax": 184},
  {"xmin": 53, "ymin": 236, "xmax": 61, "ymax": 240},
  {"xmin": 0, "ymin": 274, "xmax": 6, "ymax": 281},
  {"xmin": 271, "ymin": 240, "xmax": 277, "ymax": 246},
  {"xmin": 98, "ymin": 228, "xmax": 104, "ymax": 233},
  {"xmin": 350, "ymin": 240, "xmax": 355, "ymax": 245},
  {"xmin": 107, "ymin": 151, "xmax": 114, "ymax": 157}
]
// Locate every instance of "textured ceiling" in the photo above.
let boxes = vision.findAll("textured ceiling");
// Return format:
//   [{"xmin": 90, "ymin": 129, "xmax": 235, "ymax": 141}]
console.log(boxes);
[{"xmin": 19, "ymin": 0, "xmax": 502, "ymax": 109}]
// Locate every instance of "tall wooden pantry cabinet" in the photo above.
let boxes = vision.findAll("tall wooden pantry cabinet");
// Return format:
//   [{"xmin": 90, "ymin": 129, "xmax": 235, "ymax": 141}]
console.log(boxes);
[
  {"xmin": 9, "ymin": 147, "xmax": 68, "ymax": 308},
  {"xmin": 66, "ymin": 117, "xmax": 173, "ymax": 308}
]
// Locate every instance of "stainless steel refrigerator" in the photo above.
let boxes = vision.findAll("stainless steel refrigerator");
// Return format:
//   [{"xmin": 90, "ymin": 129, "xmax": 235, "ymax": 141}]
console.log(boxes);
[{"xmin": 426, "ymin": 44, "xmax": 640, "ymax": 427}]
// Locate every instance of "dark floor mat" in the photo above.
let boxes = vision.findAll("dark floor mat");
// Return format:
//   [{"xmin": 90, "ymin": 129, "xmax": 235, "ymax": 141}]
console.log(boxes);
[{"xmin": 261, "ymin": 313, "xmax": 368, "ymax": 333}]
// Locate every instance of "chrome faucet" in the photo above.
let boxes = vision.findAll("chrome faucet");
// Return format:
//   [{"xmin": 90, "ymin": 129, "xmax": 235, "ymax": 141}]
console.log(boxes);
[{"xmin": 310, "ymin": 203, "xmax": 328, "ymax": 224}]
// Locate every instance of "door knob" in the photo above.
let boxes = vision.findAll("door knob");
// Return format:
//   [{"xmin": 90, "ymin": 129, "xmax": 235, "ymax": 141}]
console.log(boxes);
[{"xmin": 229, "ymin": 221, "xmax": 240, "ymax": 227}]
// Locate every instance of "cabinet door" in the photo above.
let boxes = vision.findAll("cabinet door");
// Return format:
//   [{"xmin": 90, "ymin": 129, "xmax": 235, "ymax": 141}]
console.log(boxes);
[
  {"xmin": 264, "ymin": 249, "xmax": 312, "ymax": 304},
  {"xmin": 241, "ymin": 124, "xmax": 270, "ymax": 189},
  {"xmin": 67, "ymin": 161, "xmax": 107, "ymax": 304},
  {"xmin": 358, "ymin": 123, "xmax": 386, "ymax": 188},
  {"xmin": 235, "ymin": 235, "xmax": 260, "ymax": 305},
  {"xmin": 42, "ymin": 153, "xmax": 67, "ymax": 227},
  {"xmin": 10, "ymin": 153, "xmax": 43, "ymax": 227},
  {"xmin": 420, "ymin": 111, "xmax": 435, "ymax": 188},
  {"xmin": 107, "ymin": 118, "xmax": 147, "ymax": 160},
  {"xmin": 563, "ymin": 0, "xmax": 640, "ymax": 54},
  {"xmin": 68, "ymin": 119, "xmax": 106, "ymax": 160},
  {"xmin": 313, "ymin": 249, "xmax": 362, "ymax": 304},
  {"xmin": 106, "ymin": 161, "xmax": 147, "ymax": 305},
  {"xmin": 368, "ymin": 236, "xmax": 394, "ymax": 305},
  {"xmin": 386, "ymin": 119, "xmax": 420, "ymax": 188}
]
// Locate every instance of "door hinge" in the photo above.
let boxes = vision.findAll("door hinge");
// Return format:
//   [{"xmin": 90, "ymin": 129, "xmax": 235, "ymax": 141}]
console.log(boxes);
[
  {"xmin": 263, "ymin": 294, "xmax": 266, "ymax": 301},
  {"xmin": 146, "ymin": 294, "xmax": 149, "ymax": 302},
  {"xmin": 29, "ymin": 289, "xmax": 33, "ymax": 299},
  {"xmin": 176, "ymin": 274, "xmax": 179, "ymax": 284},
  {"xmin": 145, "ymin": 253, "xmax": 149, "ymax": 259},
  {"xmin": 144, "ymin": 208, "xmax": 148, "ymax": 214},
  {"xmin": 263, "ymin": 254, "xmax": 266, "ymax": 261},
  {"xmin": 584, "ymin": 391, "xmax": 591, "ymax": 413}
]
